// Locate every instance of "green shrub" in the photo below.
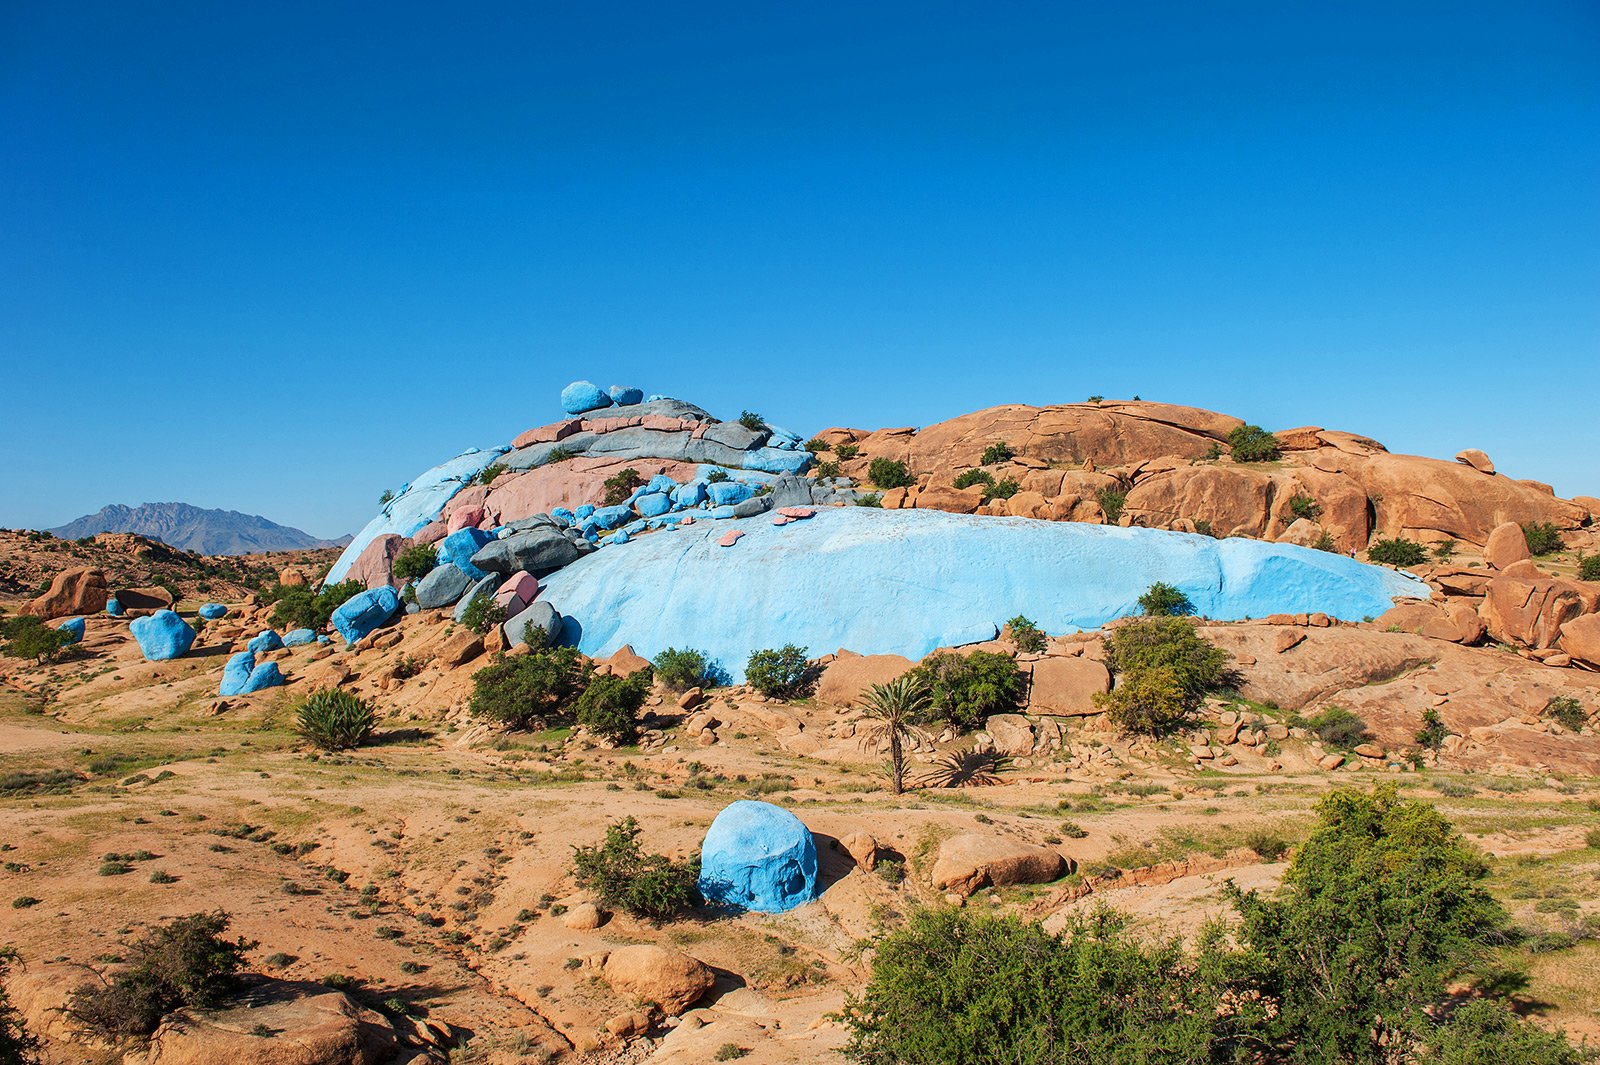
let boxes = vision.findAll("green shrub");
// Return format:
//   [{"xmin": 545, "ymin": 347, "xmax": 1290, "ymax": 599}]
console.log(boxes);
[
  {"xmin": 1586, "ymin": 826, "xmax": 1600, "ymax": 850},
  {"xmin": 378, "ymin": 489, "xmax": 393, "ymax": 505},
  {"xmin": 266, "ymin": 579, "xmax": 365, "ymax": 632},
  {"xmin": 834, "ymin": 442, "xmax": 860, "ymax": 461},
  {"xmin": 1578, "ymin": 552, "xmax": 1600, "ymax": 582},
  {"xmin": 574, "ymin": 672, "xmax": 651, "ymax": 744},
  {"xmin": 0, "ymin": 617, "xmax": 74, "ymax": 664},
  {"xmin": 1137, "ymin": 582, "xmax": 1194, "ymax": 617},
  {"xmin": 459, "ymin": 595, "xmax": 505, "ymax": 636},
  {"xmin": 907, "ymin": 650, "xmax": 1027, "ymax": 731},
  {"xmin": 1367, "ymin": 537, "xmax": 1428, "ymax": 567},
  {"xmin": 1433, "ymin": 539, "xmax": 1457, "ymax": 561},
  {"xmin": 1415, "ymin": 708, "xmax": 1451, "ymax": 756},
  {"xmin": 294, "ymin": 689, "xmax": 378, "ymax": 751},
  {"xmin": 1522, "ymin": 522, "xmax": 1564, "ymax": 557},
  {"xmin": 745, "ymin": 645, "xmax": 814, "ymax": 699},
  {"xmin": 601, "ymin": 468, "xmax": 644, "ymax": 506},
  {"xmin": 1095, "ymin": 616, "xmax": 1229, "ymax": 735},
  {"xmin": 868, "ymin": 458, "xmax": 914, "ymax": 489},
  {"xmin": 652, "ymin": 647, "xmax": 724, "ymax": 690},
  {"xmin": 469, "ymin": 648, "xmax": 592, "ymax": 730},
  {"xmin": 1286, "ymin": 493, "xmax": 1321, "ymax": 521},
  {"xmin": 1544, "ymin": 696, "xmax": 1588, "ymax": 732},
  {"xmin": 1313, "ymin": 531, "xmax": 1339, "ymax": 552},
  {"xmin": 843, "ymin": 908, "xmax": 1225, "ymax": 1064},
  {"xmin": 1005, "ymin": 616, "xmax": 1045, "ymax": 654},
  {"xmin": 570, "ymin": 817, "xmax": 698, "ymax": 921},
  {"xmin": 813, "ymin": 460, "xmax": 841, "ymax": 481},
  {"xmin": 1227, "ymin": 424, "xmax": 1281, "ymax": 462},
  {"xmin": 1306, "ymin": 706, "xmax": 1370, "ymax": 751},
  {"xmin": 979, "ymin": 441, "xmax": 1013, "ymax": 465},
  {"xmin": 1420, "ymin": 1000, "xmax": 1585, "ymax": 1065},
  {"xmin": 391, "ymin": 544, "xmax": 437, "ymax": 584},
  {"xmin": 540, "ymin": 446, "xmax": 577, "ymax": 465},
  {"xmin": 66, "ymin": 912, "xmax": 255, "ymax": 1038},
  {"xmin": 1096, "ymin": 487, "xmax": 1127, "ymax": 523},
  {"xmin": 706, "ymin": 469, "xmax": 729, "ymax": 483},
  {"xmin": 855, "ymin": 493, "xmax": 883, "ymax": 508},
  {"xmin": 952, "ymin": 469, "xmax": 994, "ymax": 490},
  {"xmin": 474, "ymin": 462, "xmax": 508, "ymax": 486},
  {"xmin": 0, "ymin": 949, "xmax": 41, "ymax": 1063},
  {"xmin": 713, "ymin": 1042, "xmax": 749, "ymax": 1060},
  {"xmin": 738, "ymin": 410, "xmax": 767, "ymax": 431},
  {"xmin": 1086, "ymin": 394, "xmax": 1103, "ymax": 403},
  {"xmin": 805, "ymin": 437, "xmax": 830, "ymax": 453},
  {"xmin": 982, "ymin": 477, "xmax": 1020, "ymax": 502}
]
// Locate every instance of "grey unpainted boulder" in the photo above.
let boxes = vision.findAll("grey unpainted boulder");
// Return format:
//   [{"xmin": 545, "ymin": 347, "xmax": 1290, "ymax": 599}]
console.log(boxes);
[
  {"xmin": 414, "ymin": 563, "xmax": 472, "ymax": 610},
  {"xmin": 471, "ymin": 528, "xmax": 582, "ymax": 575},
  {"xmin": 452, "ymin": 574, "xmax": 503, "ymax": 623},
  {"xmin": 701, "ymin": 422, "xmax": 768, "ymax": 450},
  {"xmin": 768, "ymin": 473, "xmax": 814, "ymax": 508},
  {"xmin": 505, "ymin": 600, "xmax": 561, "ymax": 647}
]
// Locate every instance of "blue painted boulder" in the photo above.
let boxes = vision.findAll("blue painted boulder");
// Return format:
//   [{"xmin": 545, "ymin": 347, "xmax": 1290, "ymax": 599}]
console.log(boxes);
[
  {"xmin": 707, "ymin": 481, "xmax": 756, "ymax": 506},
  {"xmin": 129, "ymin": 610, "xmax": 196, "ymax": 661},
  {"xmin": 609, "ymin": 385, "xmax": 644, "ymax": 406},
  {"xmin": 283, "ymin": 628, "xmax": 318, "ymax": 647},
  {"xmin": 219, "ymin": 652, "xmax": 256, "ymax": 696},
  {"xmin": 247, "ymin": 629, "xmax": 284, "ymax": 655},
  {"xmin": 634, "ymin": 492, "xmax": 673, "ymax": 518},
  {"xmin": 561, "ymin": 380, "xmax": 613, "ymax": 415},
  {"xmin": 106, "ymin": 597, "xmax": 123, "ymax": 616},
  {"xmin": 438, "ymin": 528, "xmax": 495, "ymax": 580},
  {"xmin": 241, "ymin": 660, "xmax": 284, "ymax": 693},
  {"xmin": 699, "ymin": 801, "xmax": 819, "ymax": 914},
  {"xmin": 672, "ymin": 481, "xmax": 708, "ymax": 508},
  {"xmin": 56, "ymin": 617, "xmax": 85, "ymax": 643},
  {"xmin": 331, "ymin": 586, "xmax": 401, "ymax": 646},
  {"xmin": 198, "ymin": 603, "xmax": 228, "ymax": 620}
]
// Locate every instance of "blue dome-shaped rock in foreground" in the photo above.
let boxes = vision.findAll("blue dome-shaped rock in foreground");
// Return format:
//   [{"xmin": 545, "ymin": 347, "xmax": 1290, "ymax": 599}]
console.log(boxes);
[
  {"xmin": 699, "ymin": 801, "xmax": 819, "ymax": 914},
  {"xmin": 537, "ymin": 507, "xmax": 1428, "ymax": 681}
]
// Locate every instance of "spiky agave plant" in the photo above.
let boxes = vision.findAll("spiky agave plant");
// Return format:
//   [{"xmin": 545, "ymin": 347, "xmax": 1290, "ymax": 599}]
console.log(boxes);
[
  {"xmin": 857, "ymin": 676, "xmax": 932, "ymax": 795},
  {"xmin": 294, "ymin": 688, "xmax": 377, "ymax": 751}
]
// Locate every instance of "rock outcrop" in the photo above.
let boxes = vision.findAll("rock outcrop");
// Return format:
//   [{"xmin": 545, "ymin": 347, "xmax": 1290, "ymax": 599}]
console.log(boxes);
[
  {"xmin": 600, "ymin": 945, "xmax": 715, "ymax": 1015},
  {"xmin": 931, "ymin": 833, "xmax": 1068, "ymax": 896}
]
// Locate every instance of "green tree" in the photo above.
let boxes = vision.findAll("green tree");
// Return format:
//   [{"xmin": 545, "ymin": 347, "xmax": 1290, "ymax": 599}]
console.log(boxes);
[
  {"xmin": 0, "ymin": 617, "xmax": 73, "ymax": 664},
  {"xmin": 1095, "ymin": 617, "xmax": 1229, "ymax": 735},
  {"xmin": 868, "ymin": 458, "xmax": 915, "ymax": 489},
  {"xmin": 574, "ymin": 671, "xmax": 650, "ymax": 744},
  {"xmin": 1004, "ymin": 616, "xmax": 1045, "ymax": 654},
  {"xmin": 1415, "ymin": 708, "xmax": 1451, "ymax": 760},
  {"xmin": 857, "ymin": 676, "xmax": 931, "ymax": 795},
  {"xmin": 391, "ymin": 544, "xmax": 437, "ymax": 584},
  {"xmin": 571, "ymin": 817, "xmax": 698, "ymax": 922},
  {"xmin": 1367, "ymin": 538, "xmax": 1428, "ymax": 567},
  {"xmin": 1137, "ymin": 582, "xmax": 1194, "ymax": 617},
  {"xmin": 1227, "ymin": 424, "xmax": 1281, "ymax": 462},
  {"xmin": 745, "ymin": 645, "xmax": 813, "ymax": 699},
  {"xmin": 1226, "ymin": 786, "xmax": 1507, "ymax": 1063},
  {"xmin": 1522, "ymin": 522, "xmax": 1564, "ymax": 556},
  {"xmin": 601, "ymin": 468, "xmax": 644, "ymax": 506},
  {"xmin": 906, "ymin": 650, "xmax": 1026, "ymax": 732},
  {"xmin": 468, "ymin": 647, "xmax": 592, "ymax": 730}
]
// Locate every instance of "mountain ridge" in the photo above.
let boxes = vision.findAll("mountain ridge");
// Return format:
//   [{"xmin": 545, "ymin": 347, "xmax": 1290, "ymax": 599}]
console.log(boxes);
[{"xmin": 47, "ymin": 501, "xmax": 348, "ymax": 556}]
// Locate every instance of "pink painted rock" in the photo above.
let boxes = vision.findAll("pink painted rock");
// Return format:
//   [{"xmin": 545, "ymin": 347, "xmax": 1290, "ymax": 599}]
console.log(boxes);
[
  {"xmin": 718, "ymin": 530, "xmax": 744, "ymax": 547},
  {"xmin": 512, "ymin": 419, "xmax": 583, "ymax": 449},
  {"xmin": 492, "ymin": 571, "xmax": 540, "ymax": 615},
  {"xmin": 412, "ymin": 520, "xmax": 448, "ymax": 545},
  {"xmin": 778, "ymin": 507, "xmax": 816, "ymax": 519},
  {"xmin": 480, "ymin": 457, "xmax": 700, "ymax": 526},
  {"xmin": 346, "ymin": 534, "xmax": 408, "ymax": 590},
  {"xmin": 679, "ymin": 515, "xmax": 696, "ymax": 526},
  {"xmin": 772, "ymin": 515, "xmax": 792, "ymax": 526},
  {"xmin": 447, "ymin": 504, "xmax": 486, "ymax": 534}
]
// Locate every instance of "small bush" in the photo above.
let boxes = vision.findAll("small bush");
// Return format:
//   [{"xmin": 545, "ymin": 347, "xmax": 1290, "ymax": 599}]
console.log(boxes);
[
  {"xmin": 1544, "ymin": 696, "xmax": 1588, "ymax": 732},
  {"xmin": 391, "ymin": 544, "xmax": 437, "ymax": 584},
  {"xmin": 99, "ymin": 861, "xmax": 133, "ymax": 876},
  {"xmin": 1433, "ymin": 539, "xmax": 1457, "ymax": 560},
  {"xmin": 834, "ymin": 442, "xmax": 861, "ymax": 461},
  {"xmin": 570, "ymin": 817, "xmax": 698, "ymax": 921},
  {"xmin": 1423, "ymin": 999, "xmax": 1586, "ymax": 1065},
  {"xmin": 907, "ymin": 650, "xmax": 1027, "ymax": 732},
  {"xmin": 378, "ymin": 489, "xmax": 393, "ymax": 505},
  {"xmin": 868, "ymin": 458, "xmax": 914, "ymax": 490},
  {"xmin": 1137, "ymin": 582, "xmax": 1194, "ymax": 617},
  {"xmin": 714, "ymin": 1044, "xmax": 749, "ymax": 1061},
  {"xmin": 469, "ymin": 648, "xmax": 592, "ymax": 730},
  {"xmin": 0, "ymin": 617, "xmax": 74, "ymax": 664},
  {"xmin": 806, "ymin": 437, "xmax": 831, "ymax": 453},
  {"xmin": 982, "ymin": 477, "xmax": 1020, "ymax": 502},
  {"xmin": 601, "ymin": 468, "xmax": 644, "ymax": 506},
  {"xmin": 980, "ymin": 442, "xmax": 1013, "ymax": 465},
  {"xmin": 0, "ymin": 950, "xmax": 42, "ymax": 1062},
  {"xmin": 475, "ymin": 462, "xmax": 507, "ymax": 486},
  {"xmin": 574, "ymin": 672, "xmax": 650, "ymax": 744},
  {"xmin": 1522, "ymin": 522, "xmax": 1564, "ymax": 557},
  {"xmin": 1244, "ymin": 830, "xmax": 1290, "ymax": 862},
  {"xmin": 738, "ymin": 410, "xmax": 767, "ymax": 431},
  {"xmin": 706, "ymin": 469, "xmax": 729, "ymax": 483},
  {"xmin": 1227, "ymin": 424, "xmax": 1281, "ymax": 462},
  {"xmin": 459, "ymin": 595, "xmax": 505, "ymax": 636},
  {"xmin": 1306, "ymin": 706, "xmax": 1370, "ymax": 751},
  {"xmin": 855, "ymin": 493, "xmax": 884, "ymax": 508},
  {"xmin": 149, "ymin": 870, "xmax": 177, "ymax": 884},
  {"xmin": 652, "ymin": 647, "xmax": 723, "ymax": 691},
  {"xmin": 11, "ymin": 896, "xmax": 39, "ymax": 909},
  {"xmin": 1415, "ymin": 708, "xmax": 1451, "ymax": 755},
  {"xmin": 953, "ymin": 469, "xmax": 994, "ymax": 490},
  {"xmin": 1577, "ymin": 552, "xmax": 1600, "ymax": 582},
  {"xmin": 1312, "ymin": 532, "xmax": 1338, "ymax": 552},
  {"xmin": 1005, "ymin": 616, "xmax": 1046, "ymax": 654},
  {"xmin": 1367, "ymin": 537, "xmax": 1428, "ymax": 567},
  {"xmin": 813, "ymin": 460, "xmax": 842, "ymax": 481},
  {"xmin": 1096, "ymin": 616, "xmax": 1229, "ymax": 735},
  {"xmin": 266, "ymin": 578, "xmax": 365, "ymax": 632},
  {"xmin": 541, "ymin": 446, "xmax": 577, "ymax": 465},
  {"xmin": 66, "ymin": 911, "xmax": 254, "ymax": 1038},
  {"xmin": 1096, "ymin": 487, "xmax": 1127, "ymax": 523},
  {"xmin": 294, "ymin": 689, "xmax": 378, "ymax": 751},
  {"xmin": 1285, "ymin": 493, "xmax": 1321, "ymax": 522},
  {"xmin": 745, "ymin": 645, "xmax": 814, "ymax": 699}
]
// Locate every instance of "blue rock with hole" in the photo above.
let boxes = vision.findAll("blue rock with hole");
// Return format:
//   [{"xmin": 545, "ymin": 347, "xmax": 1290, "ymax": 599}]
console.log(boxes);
[
  {"xmin": 198, "ymin": 603, "xmax": 228, "ymax": 620},
  {"xmin": 698, "ymin": 801, "xmax": 819, "ymax": 914},
  {"xmin": 331, "ymin": 586, "xmax": 401, "ymax": 646},
  {"xmin": 561, "ymin": 380, "xmax": 613, "ymax": 415},
  {"xmin": 130, "ymin": 610, "xmax": 196, "ymax": 661},
  {"xmin": 247, "ymin": 629, "xmax": 284, "ymax": 655},
  {"xmin": 56, "ymin": 617, "xmax": 85, "ymax": 643}
]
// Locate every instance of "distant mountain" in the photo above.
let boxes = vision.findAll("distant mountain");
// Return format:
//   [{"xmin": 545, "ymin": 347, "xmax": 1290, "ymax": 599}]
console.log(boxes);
[{"xmin": 48, "ymin": 502, "xmax": 350, "ymax": 556}]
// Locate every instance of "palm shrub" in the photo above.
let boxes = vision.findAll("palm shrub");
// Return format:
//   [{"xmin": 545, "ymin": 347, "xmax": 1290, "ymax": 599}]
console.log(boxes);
[
  {"xmin": 571, "ymin": 817, "xmax": 698, "ymax": 921},
  {"xmin": 1137, "ymin": 582, "xmax": 1194, "ymax": 617},
  {"xmin": 1227, "ymin": 424, "xmax": 1281, "ymax": 462},
  {"xmin": 391, "ymin": 544, "xmax": 436, "ymax": 584},
  {"xmin": 745, "ymin": 645, "xmax": 813, "ymax": 699},
  {"xmin": 1095, "ymin": 616, "xmax": 1229, "ymax": 735},
  {"xmin": 906, "ymin": 650, "xmax": 1026, "ymax": 732},
  {"xmin": 469, "ymin": 647, "xmax": 592, "ymax": 730},
  {"xmin": 66, "ymin": 912, "xmax": 255, "ymax": 1038},
  {"xmin": 294, "ymin": 688, "xmax": 378, "ymax": 750},
  {"xmin": 857, "ymin": 676, "xmax": 931, "ymax": 795},
  {"xmin": 868, "ymin": 458, "xmax": 914, "ymax": 489},
  {"xmin": 574, "ymin": 671, "xmax": 651, "ymax": 744},
  {"xmin": 1367, "ymin": 537, "xmax": 1428, "ymax": 567}
]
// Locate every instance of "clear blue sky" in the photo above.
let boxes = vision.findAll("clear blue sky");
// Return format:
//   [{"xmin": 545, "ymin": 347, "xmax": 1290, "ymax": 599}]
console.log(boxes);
[{"xmin": 3, "ymin": 2, "xmax": 1596, "ymax": 539}]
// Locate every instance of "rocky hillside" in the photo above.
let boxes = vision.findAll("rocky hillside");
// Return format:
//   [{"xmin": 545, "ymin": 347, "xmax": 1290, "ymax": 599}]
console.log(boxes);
[{"xmin": 48, "ymin": 502, "xmax": 348, "ymax": 555}]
